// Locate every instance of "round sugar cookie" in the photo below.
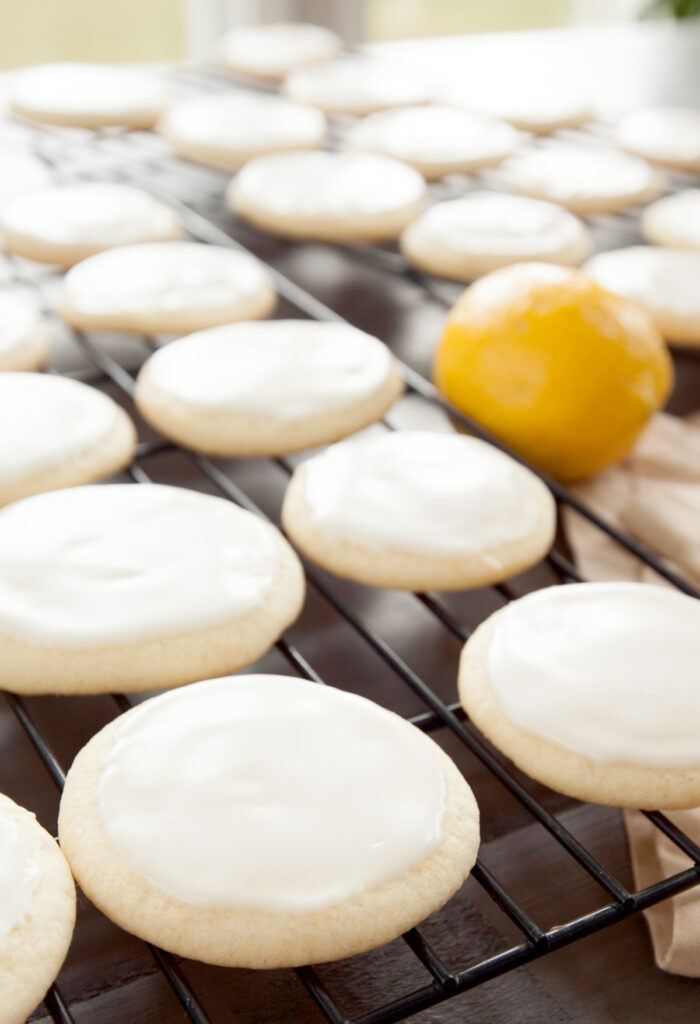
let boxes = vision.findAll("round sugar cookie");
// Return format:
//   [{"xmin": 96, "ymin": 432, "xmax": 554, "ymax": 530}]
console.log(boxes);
[
  {"xmin": 0, "ymin": 483, "xmax": 304, "ymax": 694},
  {"xmin": 584, "ymin": 246, "xmax": 700, "ymax": 347},
  {"xmin": 60, "ymin": 241, "xmax": 276, "ymax": 334},
  {"xmin": 228, "ymin": 151, "xmax": 425, "ymax": 244},
  {"xmin": 616, "ymin": 106, "xmax": 700, "ymax": 173},
  {"xmin": 1, "ymin": 183, "xmax": 182, "ymax": 267},
  {"xmin": 283, "ymin": 58, "xmax": 433, "ymax": 116},
  {"xmin": 0, "ymin": 793, "xmax": 76, "ymax": 1024},
  {"xmin": 642, "ymin": 190, "xmax": 700, "ymax": 251},
  {"xmin": 342, "ymin": 105, "xmax": 520, "ymax": 180},
  {"xmin": 0, "ymin": 293, "xmax": 49, "ymax": 371},
  {"xmin": 401, "ymin": 192, "xmax": 592, "ymax": 281},
  {"xmin": 458, "ymin": 582, "xmax": 700, "ymax": 810},
  {"xmin": 0, "ymin": 152, "xmax": 51, "ymax": 216},
  {"xmin": 58, "ymin": 673, "xmax": 480, "ymax": 968},
  {"xmin": 220, "ymin": 22, "xmax": 342, "ymax": 82},
  {"xmin": 282, "ymin": 430, "xmax": 555, "ymax": 590},
  {"xmin": 134, "ymin": 320, "xmax": 404, "ymax": 456},
  {"xmin": 159, "ymin": 93, "xmax": 326, "ymax": 171},
  {"xmin": 506, "ymin": 144, "xmax": 664, "ymax": 214},
  {"xmin": 10, "ymin": 62, "xmax": 166, "ymax": 129},
  {"xmin": 442, "ymin": 85, "xmax": 592, "ymax": 134},
  {"xmin": 0, "ymin": 374, "xmax": 136, "ymax": 506}
]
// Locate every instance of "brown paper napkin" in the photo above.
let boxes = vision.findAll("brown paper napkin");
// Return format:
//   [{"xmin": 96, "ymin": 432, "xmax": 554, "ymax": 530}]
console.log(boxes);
[{"xmin": 563, "ymin": 411, "xmax": 700, "ymax": 976}]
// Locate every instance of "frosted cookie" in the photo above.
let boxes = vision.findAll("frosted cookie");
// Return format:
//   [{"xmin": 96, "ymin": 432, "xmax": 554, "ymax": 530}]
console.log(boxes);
[
  {"xmin": 134, "ymin": 320, "xmax": 404, "ymax": 456},
  {"xmin": 159, "ymin": 93, "xmax": 326, "ymax": 171},
  {"xmin": 459, "ymin": 582, "xmax": 700, "ymax": 809},
  {"xmin": 443, "ymin": 85, "xmax": 591, "ymax": 134},
  {"xmin": 506, "ymin": 144, "xmax": 664, "ymax": 214},
  {"xmin": 283, "ymin": 58, "xmax": 433, "ymax": 116},
  {"xmin": 229, "ymin": 151, "xmax": 425, "ymax": 244},
  {"xmin": 343, "ymin": 105, "xmax": 520, "ymax": 180},
  {"xmin": 0, "ymin": 374, "xmax": 136, "ymax": 506},
  {"xmin": 0, "ymin": 483, "xmax": 304, "ymax": 694},
  {"xmin": 616, "ymin": 106, "xmax": 700, "ymax": 172},
  {"xmin": 0, "ymin": 794, "xmax": 76, "ymax": 1024},
  {"xmin": 584, "ymin": 246, "xmax": 700, "ymax": 346},
  {"xmin": 220, "ymin": 22, "xmax": 342, "ymax": 82},
  {"xmin": 0, "ymin": 293, "xmax": 49, "ymax": 371},
  {"xmin": 10, "ymin": 62, "xmax": 165, "ymax": 129},
  {"xmin": 642, "ymin": 190, "xmax": 700, "ymax": 251},
  {"xmin": 282, "ymin": 431, "xmax": 555, "ymax": 590},
  {"xmin": 60, "ymin": 241, "xmax": 276, "ymax": 334},
  {"xmin": 1, "ymin": 183, "xmax": 182, "ymax": 268},
  {"xmin": 58, "ymin": 673, "xmax": 479, "ymax": 967},
  {"xmin": 0, "ymin": 152, "xmax": 50, "ymax": 215},
  {"xmin": 401, "ymin": 192, "xmax": 592, "ymax": 281}
]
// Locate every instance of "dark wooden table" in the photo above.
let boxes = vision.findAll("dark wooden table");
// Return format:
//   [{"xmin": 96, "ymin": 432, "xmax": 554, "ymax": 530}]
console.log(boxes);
[{"xmin": 2, "ymin": 19, "xmax": 699, "ymax": 1024}]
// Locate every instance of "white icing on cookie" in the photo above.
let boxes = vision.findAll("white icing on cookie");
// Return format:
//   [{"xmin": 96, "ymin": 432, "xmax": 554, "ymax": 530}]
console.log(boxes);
[
  {"xmin": 616, "ymin": 106, "xmax": 700, "ymax": 171},
  {"xmin": 404, "ymin": 192, "xmax": 591, "ymax": 263},
  {"xmin": 642, "ymin": 190, "xmax": 700, "ymax": 251},
  {"xmin": 160, "ymin": 93, "xmax": 326, "ymax": 164},
  {"xmin": 233, "ymin": 151, "xmax": 425, "ymax": 219},
  {"xmin": 301, "ymin": 431, "xmax": 543, "ymax": 556},
  {"xmin": 487, "ymin": 582, "xmax": 700, "ymax": 767},
  {"xmin": 343, "ymin": 105, "xmax": 519, "ymax": 176},
  {"xmin": 10, "ymin": 62, "xmax": 165, "ymax": 121},
  {"xmin": 1, "ymin": 183, "xmax": 181, "ymax": 249},
  {"xmin": 0, "ymin": 374, "xmax": 120, "ymax": 486},
  {"xmin": 442, "ymin": 83, "xmax": 591, "ymax": 133},
  {"xmin": 0, "ymin": 294, "xmax": 44, "ymax": 362},
  {"xmin": 284, "ymin": 58, "xmax": 433, "ymax": 115},
  {"xmin": 62, "ymin": 241, "xmax": 274, "ymax": 319},
  {"xmin": 0, "ymin": 153, "xmax": 50, "ymax": 214},
  {"xmin": 98, "ymin": 674, "xmax": 445, "ymax": 911},
  {"xmin": 220, "ymin": 22, "xmax": 341, "ymax": 80},
  {"xmin": 143, "ymin": 320, "xmax": 393, "ymax": 419},
  {"xmin": 0, "ymin": 810, "xmax": 42, "ymax": 954},
  {"xmin": 0, "ymin": 484, "xmax": 282, "ymax": 647},
  {"xmin": 506, "ymin": 144, "xmax": 663, "ymax": 208},
  {"xmin": 584, "ymin": 246, "xmax": 700, "ymax": 323}
]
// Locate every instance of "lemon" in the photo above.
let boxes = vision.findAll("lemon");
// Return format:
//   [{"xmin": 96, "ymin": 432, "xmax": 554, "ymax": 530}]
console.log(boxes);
[{"xmin": 433, "ymin": 263, "xmax": 673, "ymax": 482}]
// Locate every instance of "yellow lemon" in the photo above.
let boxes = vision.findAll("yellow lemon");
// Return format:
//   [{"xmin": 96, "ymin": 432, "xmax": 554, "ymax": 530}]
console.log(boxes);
[{"xmin": 433, "ymin": 263, "xmax": 673, "ymax": 482}]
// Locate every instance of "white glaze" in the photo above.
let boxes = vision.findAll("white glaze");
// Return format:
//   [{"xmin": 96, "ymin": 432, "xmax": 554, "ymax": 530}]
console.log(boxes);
[
  {"xmin": 584, "ymin": 246, "xmax": 700, "ymax": 320},
  {"xmin": 301, "ymin": 431, "xmax": 543, "ymax": 556},
  {"xmin": 220, "ymin": 22, "xmax": 341, "ymax": 79},
  {"xmin": 642, "ymin": 190, "xmax": 700, "ymax": 251},
  {"xmin": 98, "ymin": 674, "xmax": 445, "ymax": 911},
  {"xmin": 507, "ymin": 144, "xmax": 662, "ymax": 204},
  {"xmin": 0, "ymin": 293, "xmax": 43, "ymax": 359},
  {"xmin": 161, "ymin": 93, "xmax": 326, "ymax": 159},
  {"xmin": 1, "ymin": 183, "xmax": 181, "ymax": 248},
  {"xmin": 0, "ymin": 153, "xmax": 50, "ymax": 214},
  {"xmin": 284, "ymin": 59, "xmax": 433, "ymax": 114},
  {"xmin": 0, "ymin": 374, "xmax": 120, "ymax": 486},
  {"xmin": 442, "ymin": 83, "xmax": 590, "ymax": 132},
  {"xmin": 0, "ymin": 484, "xmax": 282, "ymax": 647},
  {"xmin": 0, "ymin": 810, "xmax": 42, "ymax": 954},
  {"xmin": 617, "ymin": 107, "xmax": 700, "ymax": 169},
  {"xmin": 487, "ymin": 582, "xmax": 700, "ymax": 767},
  {"xmin": 10, "ymin": 62, "xmax": 165, "ymax": 119},
  {"xmin": 344, "ymin": 105, "xmax": 519, "ymax": 170},
  {"xmin": 233, "ymin": 151, "xmax": 425, "ymax": 219},
  {"xmin": 144, "ymin": 320, "xmax": 394, "ymax": 418},
  {"xmin": 62, "ymin": 241, "xmax": 273, "ymax": 318},
  {"xmin": 407, "ymin": 193, "xmax": 589, "ymax": 259}
]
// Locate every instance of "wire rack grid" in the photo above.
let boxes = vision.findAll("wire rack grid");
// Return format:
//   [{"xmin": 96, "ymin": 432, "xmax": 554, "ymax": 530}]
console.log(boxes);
[{"xmin": 2, "ymin": 62, "xmax": 700, "ymax": 1024}]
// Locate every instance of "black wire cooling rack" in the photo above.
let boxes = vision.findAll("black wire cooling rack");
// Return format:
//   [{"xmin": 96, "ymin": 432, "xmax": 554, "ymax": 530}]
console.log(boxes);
[{"xmin": 3, "ymin": 63, "xmax": 700, "ymax": 1024}]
